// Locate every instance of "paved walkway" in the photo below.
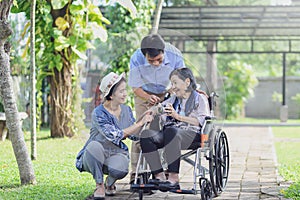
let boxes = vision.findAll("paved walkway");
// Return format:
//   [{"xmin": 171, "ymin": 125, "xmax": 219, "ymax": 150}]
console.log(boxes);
[{"xmin": 86, "ymin": 127, "xmax": 291, "ymax": 200}]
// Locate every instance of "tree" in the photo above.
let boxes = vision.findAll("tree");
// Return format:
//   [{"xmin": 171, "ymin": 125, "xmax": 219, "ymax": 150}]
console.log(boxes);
[
  {"xmin": 13, "ymin": 0, "xmax": 137, "ymax": 137},
  {"xmin": 0, "ymin": 0, "xmax": 36, "ymax": 185}
]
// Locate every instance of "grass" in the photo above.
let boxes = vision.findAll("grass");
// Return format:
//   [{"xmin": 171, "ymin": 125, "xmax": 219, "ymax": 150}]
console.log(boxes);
[
  {"xmin": 272, "ymin": 127, "xmax": 300, "ymax": 199},
  {"xmin": 0, "ymin": 128, "xmax": 95, "ymax": 200},
  {"xmin": 221, "ymin": 117, "xmax": 300, "ymax": 124}
]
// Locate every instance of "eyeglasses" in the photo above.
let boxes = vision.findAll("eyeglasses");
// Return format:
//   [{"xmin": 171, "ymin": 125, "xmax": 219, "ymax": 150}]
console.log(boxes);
[{"xmin": 146, "ymin": 53, "xmax": 164, "ymax": 66}]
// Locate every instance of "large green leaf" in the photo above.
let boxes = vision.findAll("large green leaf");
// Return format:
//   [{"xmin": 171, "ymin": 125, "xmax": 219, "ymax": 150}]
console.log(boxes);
[
  {"xmin": 71, "ymin": 46, "xmax": 87, "ymax": 60},
  {"xmin": 51, "ymin": 0, "xmax": 69, "ymax": 10},
  {"xmin": 115, "ymin": 0, "xmax": 137, "ymax": 18},
  {"xmin": 89, "ymin": 22, "xmax": 107, "ymax": 42},
  {"xmin": 70, "ymin": 2, "xmax": 85, "ymax": 15},
  {"xmin": 54, "ymin": 35, "xmax": 70, "ymax": 51}
]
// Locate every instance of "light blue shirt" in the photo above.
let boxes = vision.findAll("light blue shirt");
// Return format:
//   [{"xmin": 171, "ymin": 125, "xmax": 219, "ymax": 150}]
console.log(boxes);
[{"xmin": 128, "ymin": 43, "xmax": 185, "ymax": 94}]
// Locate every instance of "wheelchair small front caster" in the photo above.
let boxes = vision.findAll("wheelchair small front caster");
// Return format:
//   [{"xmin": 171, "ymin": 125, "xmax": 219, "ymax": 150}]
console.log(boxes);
[{"xmin": 200, "ymin": 178, "xmax": 212, "ymax": 200}]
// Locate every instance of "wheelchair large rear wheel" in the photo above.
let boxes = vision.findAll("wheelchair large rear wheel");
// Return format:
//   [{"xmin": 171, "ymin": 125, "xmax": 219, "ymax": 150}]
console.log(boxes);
[
  {"xmin": 208, "ymin": 129, "xmax": 222, "ymax": 196},
  {"xmin": 215, "ymin": 130, "xmax": 230, "ymax": 192}
]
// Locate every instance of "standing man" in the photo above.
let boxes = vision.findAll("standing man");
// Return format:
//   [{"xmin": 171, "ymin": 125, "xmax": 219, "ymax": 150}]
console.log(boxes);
[{"xmin": 128, "ymin": 34, "xmax": 185, "ymax": 182}]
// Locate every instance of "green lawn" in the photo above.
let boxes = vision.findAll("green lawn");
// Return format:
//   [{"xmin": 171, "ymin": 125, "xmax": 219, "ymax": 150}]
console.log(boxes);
[
  {"xmin": 0, "ymin": 129, "xmax": 95, "ymax": 200},
  {"xmin": 222, "ymin": 117, "xmax": 300, "ymax": 124},
  {"xmin": 272, "ymin": 127, "xmax": 300, "ymax": 199}
]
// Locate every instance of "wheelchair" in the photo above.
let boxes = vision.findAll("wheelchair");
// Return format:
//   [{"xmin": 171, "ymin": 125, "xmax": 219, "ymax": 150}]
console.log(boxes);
[{"xmin": 130, "ymin": 92, "xmax": 230, "ymax": 200}]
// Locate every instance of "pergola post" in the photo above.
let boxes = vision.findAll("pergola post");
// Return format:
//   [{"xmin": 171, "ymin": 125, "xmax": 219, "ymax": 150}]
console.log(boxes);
[
  {"xmin": 206, "ymin": 41, "xmax": 218, "ymax": 93},
  {"xmin": 280, "ymin": 53, "xmax": 288, "ymax": 122}
]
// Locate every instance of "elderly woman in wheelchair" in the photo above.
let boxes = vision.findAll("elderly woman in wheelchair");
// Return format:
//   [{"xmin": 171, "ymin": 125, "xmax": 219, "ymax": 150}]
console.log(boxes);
[{"xmin": 139, "ymin": 67, "xmax": 210, "ymax": 192}]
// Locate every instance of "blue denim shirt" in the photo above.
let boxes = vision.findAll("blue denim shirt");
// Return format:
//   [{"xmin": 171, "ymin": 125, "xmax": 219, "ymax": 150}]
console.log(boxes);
[
  {"xmin": 89, "ymin": 104, "xmax": 138, "ymax": 151},
  {"xmin": 128, "ymin": 43, "xmax": 185, "ymax": 94},
  {"xmin": 75, "ymin": 104, "xmax": 137, "ymax": 172}
]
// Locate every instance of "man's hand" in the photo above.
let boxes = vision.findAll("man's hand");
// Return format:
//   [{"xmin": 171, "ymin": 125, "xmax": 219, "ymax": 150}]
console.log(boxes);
[
  {"xmin": 148, "ymin": 94, "xmax": 161, "ymax": 105},
  {"xmin": 133, "ymin": 87, "xmax": 162, "ymax": 105}
]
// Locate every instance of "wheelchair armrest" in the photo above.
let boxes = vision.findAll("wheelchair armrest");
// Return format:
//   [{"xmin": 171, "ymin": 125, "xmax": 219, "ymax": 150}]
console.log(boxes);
[
  {"xmin": 201, "ymin": 118, "xmax": 213, "ymax": 135},
  {"xmin": 205, "ymin": 116, "xmax": 212, "ymax": 120}
]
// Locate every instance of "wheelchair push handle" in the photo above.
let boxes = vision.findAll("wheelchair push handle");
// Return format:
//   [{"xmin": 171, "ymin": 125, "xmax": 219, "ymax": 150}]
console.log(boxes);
[{"xmin": 209, "ymin": 92, "xmax": 218, "ymax": 117}]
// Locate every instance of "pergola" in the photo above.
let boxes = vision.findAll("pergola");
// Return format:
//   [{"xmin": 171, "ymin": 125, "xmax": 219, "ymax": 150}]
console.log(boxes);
[{"xmin": 157, "ymin": 5, "xmax": 300, "ymax": 115}]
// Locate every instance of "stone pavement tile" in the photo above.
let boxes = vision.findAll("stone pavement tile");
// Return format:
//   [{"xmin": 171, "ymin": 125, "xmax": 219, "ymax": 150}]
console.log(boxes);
[
  {"xmin": 260, "ymin": 168, "xmax": 277, "ymax": 173},
  {"xmin": 241, "ymin": 181, "xmax": 261, "ymax": 193},
  {"xmin": 260, "ymin": 185, "xmax": 291, "ymax": 200},
  {"xmin": 239, "ymin": 192, "xmax": 260, "ymax": 199},
  {"xmin": 214, "ymin": 192, "xmax": 240, "ymax": 199},
  {"xmin": 243, "ymin": 171, "xmax": 259, "ymax": 181},
  {"xmin": 142, "ymin": 191, "xmax": 200, "ymax": 200}
]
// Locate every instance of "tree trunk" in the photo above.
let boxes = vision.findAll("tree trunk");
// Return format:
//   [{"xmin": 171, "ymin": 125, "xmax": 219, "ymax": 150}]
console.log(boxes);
[
  {"xmin": 49, "ymin": 3, "xmax": 74, "ymax": 138},
  {"xmin": 49, "ymin": 65, "xmax": 73, "ymax": 137},
  {"xmin": 151, "ymin": 0, "xmax": 164, "ymax": 34},
  {"xmin": 30, "ymin": 0, "xmax": 37, "ymax": 160},
  {"xmin": 0, "ymin": 0, "xmax": 36, "ymax": 185}
]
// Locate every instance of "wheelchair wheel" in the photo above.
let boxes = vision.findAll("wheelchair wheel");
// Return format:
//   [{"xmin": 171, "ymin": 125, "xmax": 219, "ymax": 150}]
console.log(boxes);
[
  {"xmin": 208, "ymin": 129, "xmax": 222, "ymax": 196},
  {"xmin": 200, "ymin": 178, "xmax": 212, "ymax": 200},
  {"xmin": 215, "ymin": 130, "xmax": 230, "ymax": 192}
]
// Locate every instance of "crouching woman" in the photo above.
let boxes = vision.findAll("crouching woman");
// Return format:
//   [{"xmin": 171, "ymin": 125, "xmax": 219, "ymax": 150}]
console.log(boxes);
[{"xmin": 75, "ymin": 72, "xmax": 153, "ymax": 200}]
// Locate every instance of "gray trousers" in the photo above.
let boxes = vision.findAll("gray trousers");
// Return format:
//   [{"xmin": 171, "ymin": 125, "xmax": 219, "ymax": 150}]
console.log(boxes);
[{"xmin": 82, "ymin": 141, "xmax": 129, "ymax": 186}]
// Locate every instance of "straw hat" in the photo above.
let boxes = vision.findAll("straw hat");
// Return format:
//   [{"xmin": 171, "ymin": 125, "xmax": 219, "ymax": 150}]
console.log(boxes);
[{"xmin": 100, "ymin": 72, "xmax": 125, "ymax": 97}]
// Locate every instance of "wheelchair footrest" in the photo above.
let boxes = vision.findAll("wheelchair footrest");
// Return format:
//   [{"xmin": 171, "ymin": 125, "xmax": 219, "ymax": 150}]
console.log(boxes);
[
  {"xmin": 130, "ymin": 183, "xmax": 157, "ymax": 191},
  {"xmin": 170, "ymin": 189, "xmax": 196, "ymax": 194}
]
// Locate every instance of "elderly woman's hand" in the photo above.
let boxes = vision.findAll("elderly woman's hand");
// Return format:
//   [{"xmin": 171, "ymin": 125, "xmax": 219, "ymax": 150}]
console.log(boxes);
[{"xmin": 164, "ymin": 103, "xmax": 180, "ymax": 120}]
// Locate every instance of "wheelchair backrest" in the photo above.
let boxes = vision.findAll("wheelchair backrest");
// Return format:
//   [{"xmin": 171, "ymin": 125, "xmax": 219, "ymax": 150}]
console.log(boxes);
[{"xmin": 196, "ymin": 90, "xmax": 218, "ymax": 116}]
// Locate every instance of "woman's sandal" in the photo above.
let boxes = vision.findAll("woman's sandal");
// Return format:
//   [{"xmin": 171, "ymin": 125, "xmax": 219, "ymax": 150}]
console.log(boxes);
[
  {"xmin": 105, "ymin": 184, "xmax": 116, "ymax": 196},
  {"xmin": 94, "ymin": 185, "xmax": 105, "ymax": 200},
  {"xmin": 104, "ymin": 179, "xmax": 116, "ymax": 196}
]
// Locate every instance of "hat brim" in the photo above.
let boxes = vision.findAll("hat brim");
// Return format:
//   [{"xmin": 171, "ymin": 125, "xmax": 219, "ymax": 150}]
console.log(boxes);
[{"xmin": 102, "ymin": 72, "xmax": 125, "ymax": 97}]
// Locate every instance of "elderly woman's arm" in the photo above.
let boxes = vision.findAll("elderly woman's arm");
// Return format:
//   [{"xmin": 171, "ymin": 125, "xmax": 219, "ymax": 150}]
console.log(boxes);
[{"xmin": 173, "ymin": 113, "xmax": 199, "ymax": 126}]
